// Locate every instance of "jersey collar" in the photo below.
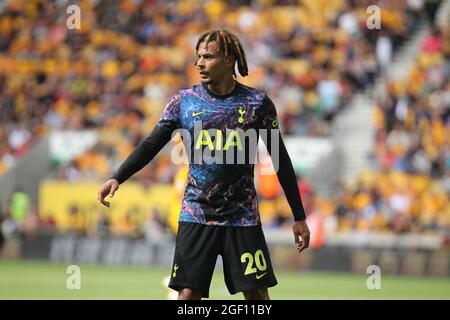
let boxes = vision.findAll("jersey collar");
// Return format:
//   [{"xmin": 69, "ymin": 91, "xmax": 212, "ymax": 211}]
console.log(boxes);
[{"xmin": 201, "ymin": 81, "xmax": 240, "ymax": 99}]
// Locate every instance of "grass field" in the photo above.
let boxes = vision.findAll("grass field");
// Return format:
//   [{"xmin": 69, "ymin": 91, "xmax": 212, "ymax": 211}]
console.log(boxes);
[{"xmin": 0, "ymin": 260, "xmax": 449, "ymax": 299}]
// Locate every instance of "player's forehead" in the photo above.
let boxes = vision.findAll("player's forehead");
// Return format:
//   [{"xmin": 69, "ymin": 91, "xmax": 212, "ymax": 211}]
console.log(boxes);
[{"xmin": 196, "ymin": 40, "xmax": 221, "ymax": 56}]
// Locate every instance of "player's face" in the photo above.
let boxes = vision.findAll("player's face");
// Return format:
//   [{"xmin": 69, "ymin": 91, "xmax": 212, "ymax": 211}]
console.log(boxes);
[{"xmin": 195, "ymin": 41, "xmax": 233, "ymax": 84}]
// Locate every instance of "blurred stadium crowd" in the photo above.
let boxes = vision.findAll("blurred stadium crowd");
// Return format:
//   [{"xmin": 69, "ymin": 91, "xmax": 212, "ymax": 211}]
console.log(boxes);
[{"xmin": 0, "ymin": 0, "xmax": 448, "ymax": 239}]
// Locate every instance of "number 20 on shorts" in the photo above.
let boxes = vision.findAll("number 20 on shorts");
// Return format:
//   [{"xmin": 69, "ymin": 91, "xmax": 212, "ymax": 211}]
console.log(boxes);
[{"xmin": 240, "ymin": 250, "xmax": 267, "ymax": 275}]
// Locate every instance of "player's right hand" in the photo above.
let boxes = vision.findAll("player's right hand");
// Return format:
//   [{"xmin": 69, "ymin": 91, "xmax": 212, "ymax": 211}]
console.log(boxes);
[{"xmin": 97, "ymin": 179, "xmax": 119, "ymax": 207}]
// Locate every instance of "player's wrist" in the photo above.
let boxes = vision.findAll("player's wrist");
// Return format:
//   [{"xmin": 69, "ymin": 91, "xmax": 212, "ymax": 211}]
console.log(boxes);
[{"xmin": 109, "ymin": 177, "xmax": 120, "ymax": 185}]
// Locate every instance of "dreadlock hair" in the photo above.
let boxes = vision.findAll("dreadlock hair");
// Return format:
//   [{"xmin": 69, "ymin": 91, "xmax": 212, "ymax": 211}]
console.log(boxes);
[{"xmin": 195, "ymin": 29, "xmax": 249, "ymax": 77}]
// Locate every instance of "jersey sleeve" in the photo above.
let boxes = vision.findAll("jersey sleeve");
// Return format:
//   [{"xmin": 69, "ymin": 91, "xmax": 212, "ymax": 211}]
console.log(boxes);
[
  {"xmin": 259, "ymin": 95, "xmax": 307, "ymax": 221},
  {"xmin": 157, "ymin": 92, "xmax": 181, "ymax": 131},
  {"xmin": 111, "ymin": 93, "xmax": 181, "ymax": 184},
  {"xmin": 259, "ymin": 95, "xmax": 280, "ymax": 131}
]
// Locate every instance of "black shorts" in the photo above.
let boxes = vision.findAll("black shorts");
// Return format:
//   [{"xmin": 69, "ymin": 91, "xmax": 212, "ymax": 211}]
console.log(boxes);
[{"xmin": 168, "ymin": 222, "xmax": 278, "ymax": 298}]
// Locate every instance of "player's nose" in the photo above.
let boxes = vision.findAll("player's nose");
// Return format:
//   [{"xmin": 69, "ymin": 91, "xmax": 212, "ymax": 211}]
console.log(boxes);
[{"xmin": 196, "ymin": 58, "xmax": 205, "ymax": 69}]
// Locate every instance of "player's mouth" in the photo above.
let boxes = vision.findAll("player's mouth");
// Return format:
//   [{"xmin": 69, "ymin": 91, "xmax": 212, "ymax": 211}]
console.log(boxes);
[{"xmin": 199, "ymin": 72, "xmax": 209, "ymax": 79}]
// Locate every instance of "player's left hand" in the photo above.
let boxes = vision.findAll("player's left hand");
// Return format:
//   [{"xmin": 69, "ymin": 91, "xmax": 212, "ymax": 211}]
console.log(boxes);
[{"xmin": 292, "ymin": 220, "xmax": 310, "ymax": 253}]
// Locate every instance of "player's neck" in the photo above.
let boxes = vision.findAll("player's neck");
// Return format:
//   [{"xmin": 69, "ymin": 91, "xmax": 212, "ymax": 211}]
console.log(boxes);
[{"xmin": 207, "ymin": 78, "xmax": 236, "ymax": 97}]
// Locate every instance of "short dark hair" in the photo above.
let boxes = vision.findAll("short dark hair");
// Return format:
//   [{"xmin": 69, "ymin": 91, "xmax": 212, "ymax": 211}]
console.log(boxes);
[{"xmin": 195, "ymin": 29, "xmax": 248, "ymax": 77}]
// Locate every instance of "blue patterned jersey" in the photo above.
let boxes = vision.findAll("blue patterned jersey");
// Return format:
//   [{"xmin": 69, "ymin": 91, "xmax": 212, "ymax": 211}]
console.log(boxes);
[{"xmin": 156, "ymin": 82, "xmax": 279, "ymax": 227}]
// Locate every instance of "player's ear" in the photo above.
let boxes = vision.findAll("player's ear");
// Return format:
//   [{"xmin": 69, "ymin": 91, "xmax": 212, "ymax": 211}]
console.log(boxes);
[{"xmin": 224, "ymin": 55, "xmax": 235, "ymax": 67}]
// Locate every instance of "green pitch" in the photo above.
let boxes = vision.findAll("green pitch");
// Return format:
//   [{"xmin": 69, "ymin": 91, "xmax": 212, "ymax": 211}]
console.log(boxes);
[{"xmin": 0, "ymin": 260, "xmax": 449, "ymax": 299}]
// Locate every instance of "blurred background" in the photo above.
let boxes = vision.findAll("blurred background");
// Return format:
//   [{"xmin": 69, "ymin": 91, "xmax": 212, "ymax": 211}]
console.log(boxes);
[{"xmin": 0, "ymin": 0, "xmax": 449, "ymax": 299}]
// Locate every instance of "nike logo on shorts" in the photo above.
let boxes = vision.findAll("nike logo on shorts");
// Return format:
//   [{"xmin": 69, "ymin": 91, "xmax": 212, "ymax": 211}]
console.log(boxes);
[
  {"xmin": 256, "ymin": 272, "xmax": 267, "ymax": 280},
  {"xmin": 192, "ymin": 111, "xmax": 204, "ymax": 117}
]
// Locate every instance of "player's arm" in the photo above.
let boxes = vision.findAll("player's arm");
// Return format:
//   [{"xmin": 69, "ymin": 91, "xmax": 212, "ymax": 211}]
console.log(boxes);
[
  {"xmin": 98, "ymin": 94, "xmax": 181, "ymax": 207},
  {"xmin": 259, "ymin": 95, "xmax": 310, "ymax": 253}
]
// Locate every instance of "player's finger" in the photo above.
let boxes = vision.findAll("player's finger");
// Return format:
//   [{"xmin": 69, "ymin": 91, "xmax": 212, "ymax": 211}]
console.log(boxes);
[
  {"xmin": 109, "ymin": 183, "xmax": 118, "ymax": 198},
  {"xmin": 293, "ymin": 230, "xmax": 300, "ymax": 244},
  {"xmin": 302, "ymin": 233, "xmax": 310, "ymax": 248},
  {"xmin": 102, "ymin": 199, "xmax": 110, "ymax": 207},
  {"xmin": 98, "ymin": 196, "xmax": 110, "ymax": 207},
  {"xmin": 97, "ymin": 191, "xmax": 105, "ymax": 203},
  {"xmin": 98, "ymin": 191, "xmax": 110, "ymax": 207},
  {"xmin": 298, "ymin": 234, "xmax": 310, "ymax": 253},
  {"xmin": 297, "ymin": 239, "xmax": 307, "ymax": 253}
]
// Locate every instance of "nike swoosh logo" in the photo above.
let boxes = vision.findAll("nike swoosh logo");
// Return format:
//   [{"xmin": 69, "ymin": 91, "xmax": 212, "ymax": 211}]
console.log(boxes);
[
  {"xmin": 256, "ymin": 272, "xmax": 267, "ymax": 280},
  {"xmin": 192, "ymin": 111, "xmax": 204, "ymax": 117}
]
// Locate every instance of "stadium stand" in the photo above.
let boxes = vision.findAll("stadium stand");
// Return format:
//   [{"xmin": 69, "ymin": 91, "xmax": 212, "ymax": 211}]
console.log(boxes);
[{"xmin": 0, "ymin": 0, "xmax": 447, "ymax": 239}]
